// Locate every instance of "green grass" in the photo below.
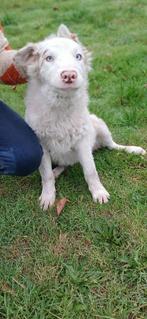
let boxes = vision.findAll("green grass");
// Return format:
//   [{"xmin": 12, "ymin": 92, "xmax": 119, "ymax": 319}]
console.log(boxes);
[{"xmin": 0, "ymin": 0, "xmax": 147, "ymax": 318}]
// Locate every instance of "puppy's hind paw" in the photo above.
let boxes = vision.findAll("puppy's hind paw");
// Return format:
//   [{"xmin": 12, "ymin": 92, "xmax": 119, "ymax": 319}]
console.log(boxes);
[
  {"xmin": 126, "ymin": 146, "xmax": 146, "ymax": 155},
  {"xmin": 92, "ymin": 187, "xmax": 110, "ymax": 204},
  {"xmin": 53, "ymin": 166, "xmax": 65, "ymax": 179},
  {"xmin": 39, "ymin": 191, "xmax": 55, "ymax": 211}
]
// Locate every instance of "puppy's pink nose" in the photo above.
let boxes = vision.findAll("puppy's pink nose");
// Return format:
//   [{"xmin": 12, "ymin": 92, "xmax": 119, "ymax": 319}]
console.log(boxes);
[{"xmin": 61, "ymin": 70, "xmax": 77, "ymax": 84}]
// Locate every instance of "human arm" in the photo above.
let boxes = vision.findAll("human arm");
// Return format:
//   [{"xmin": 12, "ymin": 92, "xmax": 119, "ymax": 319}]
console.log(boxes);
[{"xmin": 0, "ymin": 24, "xmax": 27, "ymax": 85}]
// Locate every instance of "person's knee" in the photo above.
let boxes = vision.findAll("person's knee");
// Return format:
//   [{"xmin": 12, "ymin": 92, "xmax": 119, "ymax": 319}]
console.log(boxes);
[
  {"xmin": 0, "ymin": 144, "xmax": 43, "ymax": 176},
  {"xmin": 0, "ymin": 100, "xmax": 43, "ymax": 176},
  {"xmin": 15, "ymin": 142, "xmax": 43, "ymax": 176},
  {"xmin": 0, "ymin": 147, "xmax": 17, "ymax": 175}
]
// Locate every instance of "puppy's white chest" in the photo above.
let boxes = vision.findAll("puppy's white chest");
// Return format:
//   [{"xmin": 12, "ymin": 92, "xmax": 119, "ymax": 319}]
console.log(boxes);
[
  {"xmin": 25, "ymin": 84, "xmax": 90, "ymax": 165},
  {"xmin": 42, "ymin": 115, "xmax": 88, "ymax": 162}
]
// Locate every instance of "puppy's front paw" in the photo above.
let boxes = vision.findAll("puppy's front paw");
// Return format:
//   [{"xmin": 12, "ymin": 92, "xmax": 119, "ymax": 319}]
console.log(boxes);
[
  {"xmin": 39, "ymin": 190, "xmax": 55, "ymax": 211},
  {"xmin": 92, "ymin": 187, "xmax": 110, "ymax": 204}
]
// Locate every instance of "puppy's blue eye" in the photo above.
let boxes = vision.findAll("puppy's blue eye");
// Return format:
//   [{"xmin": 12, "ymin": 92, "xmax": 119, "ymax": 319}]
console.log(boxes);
[
  {"xmin": 46, "ymin": 55, "xmax": 54, "ymax": 62},
  {"xmin": 76, "ymin": 53, "xmax": 82, "ymax": 61}
]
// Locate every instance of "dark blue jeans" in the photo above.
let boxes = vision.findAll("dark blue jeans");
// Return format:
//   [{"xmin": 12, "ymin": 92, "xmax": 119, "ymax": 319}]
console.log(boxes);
[{"xmin": 0, "ymin": 101, "xmax": 43, "ymax": 176}]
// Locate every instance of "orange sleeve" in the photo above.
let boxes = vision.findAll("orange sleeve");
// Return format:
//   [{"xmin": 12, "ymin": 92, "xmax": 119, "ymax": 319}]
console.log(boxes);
[{"xmin": 0, "ymin": 24, "xmax": 27, "ymax": 85}]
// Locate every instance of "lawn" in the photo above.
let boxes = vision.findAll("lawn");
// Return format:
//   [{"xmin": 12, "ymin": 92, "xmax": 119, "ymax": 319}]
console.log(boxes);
[{"xmin": 0, "ymin": 0, "xmax": 147, "ymax": 318}]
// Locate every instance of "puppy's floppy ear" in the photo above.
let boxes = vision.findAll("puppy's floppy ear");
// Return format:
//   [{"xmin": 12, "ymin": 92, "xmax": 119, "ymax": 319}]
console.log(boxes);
[
  {"xmin": 57, "ymin": 24, "xmax": 79, "ymax": 42},
  {"xmin": 14, "ymin": 43, "xmax": 39, "ymax": 76}
]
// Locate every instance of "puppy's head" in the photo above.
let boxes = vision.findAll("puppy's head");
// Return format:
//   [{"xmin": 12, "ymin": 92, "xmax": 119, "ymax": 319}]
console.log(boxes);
[{"xmin": 14, "ymin": 24, "xmax": 92, "ymax": 91}]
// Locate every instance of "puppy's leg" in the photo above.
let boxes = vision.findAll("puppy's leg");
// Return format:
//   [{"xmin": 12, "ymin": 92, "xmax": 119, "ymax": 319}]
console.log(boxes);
[
  {"xmin": 39, "ymin": 148, "xmax": 56, "ymax": 210},
  {"xmin": 91, "ymin": 114, "xmax": 146, "ymax": 155},
  {"xmin": 107, "ymin": 142, "xmax": 146, "ymax": 155},
  {"xmin": 76, "ymin": 139, "xmax": 110, "ymax": 204},
  {"xmin": 53, "ymin": 166, "xmax": 65, "ymax": 179}
]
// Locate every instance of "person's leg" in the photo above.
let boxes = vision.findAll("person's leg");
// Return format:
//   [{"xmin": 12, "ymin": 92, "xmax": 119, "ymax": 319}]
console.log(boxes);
[{"xmin": 0, "ymin": 100, "xmax": 43, "ymax": 176}]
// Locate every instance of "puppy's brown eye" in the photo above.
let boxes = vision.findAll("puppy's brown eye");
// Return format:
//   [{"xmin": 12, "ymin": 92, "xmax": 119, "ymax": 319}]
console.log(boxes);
[
  {"xmin": 46, "ymin": 55, "xmax": 54, "ymax": 62},
  {"xmin": 76, "ymin": 53, "xmax": 82, "ymax": 61}
]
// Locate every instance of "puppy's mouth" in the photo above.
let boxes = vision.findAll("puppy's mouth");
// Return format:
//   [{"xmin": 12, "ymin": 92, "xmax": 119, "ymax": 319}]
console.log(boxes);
[
  {"xmin": 50, "ymin": 78, "xmax": 82, "ymax": 91},
  {"xmin": 64, "ymin": 79, "xmax": 73, "ymax": 84},
  {"xmin": 56, "ymin": 83, "xmax": 79, "ymax": 90}
]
